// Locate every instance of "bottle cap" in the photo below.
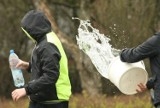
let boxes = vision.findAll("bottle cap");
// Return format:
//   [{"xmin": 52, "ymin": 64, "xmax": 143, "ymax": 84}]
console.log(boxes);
[{"xmin": 10, "ymin": 49, "xmax": 14, "ymax": 54}]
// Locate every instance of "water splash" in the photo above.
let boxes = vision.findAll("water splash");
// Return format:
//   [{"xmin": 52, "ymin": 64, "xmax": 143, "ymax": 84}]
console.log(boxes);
[
  {"xmin": 109, "ymin": 24, "xmax": 128, "ymax": 48},
  {"xmin": 73, "ymin": 18, "xmax": 121, "ymax": 78}
]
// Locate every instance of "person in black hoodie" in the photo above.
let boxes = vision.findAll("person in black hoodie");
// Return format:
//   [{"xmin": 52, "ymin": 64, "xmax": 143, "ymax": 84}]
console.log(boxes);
[
  {"xmin": 11, "ymin": 10, "xmax": 71, "ymax": 108},
  {"xmin": 120, "ymin": 32, "xmax": 160, "ymax": 108}
]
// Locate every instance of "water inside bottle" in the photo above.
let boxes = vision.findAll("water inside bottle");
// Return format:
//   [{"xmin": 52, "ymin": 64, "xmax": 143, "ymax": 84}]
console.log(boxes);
[
  {"xmin": 11, "ymin": 69, "xmax": 24, "ymax": 87},
  {"xmin": 9, "ymin": 50, "xmax": 25, "ymax": 87}
]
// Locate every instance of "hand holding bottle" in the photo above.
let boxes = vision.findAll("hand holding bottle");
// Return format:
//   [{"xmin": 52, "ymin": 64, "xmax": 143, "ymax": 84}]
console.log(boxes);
[
  {"xmin": 9, "ymin": 50, "xmax": 25, "ymax": 87},
  {"xmin": 16, "ymin": 59, "xmax": 29, "ymax": 70}
]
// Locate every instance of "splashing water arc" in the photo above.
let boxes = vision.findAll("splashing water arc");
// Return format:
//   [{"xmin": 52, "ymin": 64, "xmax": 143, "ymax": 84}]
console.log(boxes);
[{"xmin": 74, "ymin": 18, "xmax": 120, "ymax": 78}]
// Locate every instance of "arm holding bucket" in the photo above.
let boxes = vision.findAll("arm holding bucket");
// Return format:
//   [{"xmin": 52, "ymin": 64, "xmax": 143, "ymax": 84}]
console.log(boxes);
[
  {"xmin": 136, "ymin": 77, "xmax": 156, "ymax": 93},
  {"xmin": 120, "ymin": 36, "xmax": 158, "ymax": 93},
  {"xmin": 119, "ymin": 33, "xmax": 160, "ymax": 106},
  {"xmin": 120, "ymin": 35, "xmax": 159, "ymax": 63}
]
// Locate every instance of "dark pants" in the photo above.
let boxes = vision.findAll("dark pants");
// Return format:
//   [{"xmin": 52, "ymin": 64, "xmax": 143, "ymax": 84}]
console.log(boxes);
[
  {"xmin": 150, "ymin": 89, "xmax": 160, "ymax": 108},
  {"xmin": 29, "ymin": 101, "xmax": 68, "ymax": 108},
  {"xmin": 156, "ymin": 105, "xmax": 160, "ymax": 108}
]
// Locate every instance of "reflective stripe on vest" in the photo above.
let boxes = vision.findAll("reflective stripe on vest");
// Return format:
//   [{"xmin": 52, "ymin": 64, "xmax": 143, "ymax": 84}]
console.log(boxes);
[{"xmin": 46, "ymin": 31, "xmax": 71, "ymax": 100}]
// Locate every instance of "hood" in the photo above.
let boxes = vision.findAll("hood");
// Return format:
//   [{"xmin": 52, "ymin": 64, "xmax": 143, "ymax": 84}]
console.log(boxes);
[{"xmin": 21, "ymin": 10, "xmax": 51, "ymax": 42}]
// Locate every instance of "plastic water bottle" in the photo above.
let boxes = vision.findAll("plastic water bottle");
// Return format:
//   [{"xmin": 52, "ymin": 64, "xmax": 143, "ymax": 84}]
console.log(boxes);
[{"xmin": 9, "ymin": 50, "xmax": 25, "ymax": 87}]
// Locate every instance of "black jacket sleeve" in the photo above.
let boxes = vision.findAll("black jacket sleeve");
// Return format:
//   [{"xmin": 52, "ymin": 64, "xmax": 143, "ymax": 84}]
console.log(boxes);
[
  {"xmin": 25, "ymin": 43, "xmax": 61, "ymax": 94},
  {"xmin": 27, "ymin": 62, "xmax": 31, "ymax": 73},
  {"xmin": 120, "ymin": 35, "xmax": 160, "ymax": 63},
  {"xmin": 146, "ymin": 76, "xmax": 156, "ymax": 89}
]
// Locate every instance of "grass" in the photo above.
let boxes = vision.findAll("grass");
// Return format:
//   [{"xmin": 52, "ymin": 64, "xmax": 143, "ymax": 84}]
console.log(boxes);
[
  {"xmin": 0, "ymin": 97, "xmax": 29, "ymax": 108},
  {"xmin": 0, "ymin": 92, "xmax": 153, "ymax": 108},
  {"xmin": 69, "ymin": 92, "xmax": 153, "ymax": 108}
]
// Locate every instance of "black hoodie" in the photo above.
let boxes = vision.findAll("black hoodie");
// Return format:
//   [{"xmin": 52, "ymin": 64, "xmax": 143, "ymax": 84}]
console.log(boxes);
[
  {"xmin": 21, "ymin": 10, "xmax": 71, "ymax": 102},
  {"xmin": 21, "ymin": 10, "xmax": 51, "ymax": 42}
]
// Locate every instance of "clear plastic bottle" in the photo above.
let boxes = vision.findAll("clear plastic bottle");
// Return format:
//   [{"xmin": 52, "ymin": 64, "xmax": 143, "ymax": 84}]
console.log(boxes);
[{"xmin": 9, "ymin": 50, "xmax": 25, "ymax": 87}]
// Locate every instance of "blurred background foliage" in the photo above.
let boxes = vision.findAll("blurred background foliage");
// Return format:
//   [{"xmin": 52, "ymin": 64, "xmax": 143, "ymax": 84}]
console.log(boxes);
[{"xmin": 0, "ymin": 0, "xmax": 160, "ymax": 99}]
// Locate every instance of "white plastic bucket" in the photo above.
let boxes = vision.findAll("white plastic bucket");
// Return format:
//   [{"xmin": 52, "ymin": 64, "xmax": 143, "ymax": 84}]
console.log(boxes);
[{"xmin": 108, "ymin": 56, "xmax": 148, "ymax": 95}]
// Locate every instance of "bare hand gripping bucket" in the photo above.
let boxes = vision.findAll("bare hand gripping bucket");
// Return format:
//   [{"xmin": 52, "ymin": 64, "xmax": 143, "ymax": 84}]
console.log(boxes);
[{"xmin": 108, "ymin": 56, "xmax": 148, "ymax": 95}]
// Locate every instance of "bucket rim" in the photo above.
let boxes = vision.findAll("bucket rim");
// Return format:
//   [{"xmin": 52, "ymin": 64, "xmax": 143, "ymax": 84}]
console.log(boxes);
[{"xmin": 118, "ymin": 67, "xmax": 148, "ymax": 95}]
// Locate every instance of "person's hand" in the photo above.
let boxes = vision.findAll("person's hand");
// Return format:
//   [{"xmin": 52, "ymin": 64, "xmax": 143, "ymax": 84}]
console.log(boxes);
[
  {"xmin": 16, "ymin": 59, "xmax": 29, "ymax": 70},
  {"xmin": 11, "ymin": 88, "xmax": 26, "ymax": 101},
  {"xmin": 136, "ymin": 83, "xmax": 147, "ymax": 93}
]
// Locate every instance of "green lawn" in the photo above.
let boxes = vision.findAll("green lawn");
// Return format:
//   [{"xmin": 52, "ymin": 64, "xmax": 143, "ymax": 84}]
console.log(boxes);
[{"xmin": 0, "ymin": 92, "xmax": 153, "ymax": 108}]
